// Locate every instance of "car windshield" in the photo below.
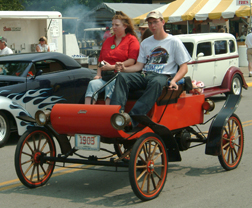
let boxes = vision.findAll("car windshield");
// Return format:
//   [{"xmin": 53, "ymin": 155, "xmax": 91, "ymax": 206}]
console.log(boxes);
[{"xmin": 0, "ymin": 62, "xmax": 29, "ymax": 76}]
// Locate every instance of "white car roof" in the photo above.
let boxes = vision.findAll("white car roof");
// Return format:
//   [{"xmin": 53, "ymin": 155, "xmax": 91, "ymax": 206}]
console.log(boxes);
[{"xmin": 176, "ymin": 33, "xmax": 236, "ymax": 42}]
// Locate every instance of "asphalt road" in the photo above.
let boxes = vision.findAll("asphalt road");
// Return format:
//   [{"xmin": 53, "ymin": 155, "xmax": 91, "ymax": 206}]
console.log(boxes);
[{"xmin": 0, "ymin": 86, "xmax": 251, "ymax": 208}]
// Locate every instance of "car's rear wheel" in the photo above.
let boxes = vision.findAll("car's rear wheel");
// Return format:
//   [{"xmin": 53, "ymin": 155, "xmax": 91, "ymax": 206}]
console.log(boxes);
[
  {"xmin": 0, "ymin": 112, "xmax": 10, "ymax": 148},
  {"xmin": 218, "ymin": 114, "xmax": 244, "ymax": 171},
  {"xmin": 227, "ymin": 74, "xmax": 242, "ymax": 96}
]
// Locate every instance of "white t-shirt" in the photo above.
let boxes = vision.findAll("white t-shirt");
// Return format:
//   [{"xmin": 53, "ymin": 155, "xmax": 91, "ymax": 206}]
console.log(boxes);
[
  {"xmin": 37, "ymin": 44, "xmax": 49, "ymax": 52},
  {"xmin": 0, "ymin": 47, "xmax": 13, "ymax": 55},
  {"xmin": 137, "ymin": 34, "xmax": 191, "ymax": 75},
  {"xmin": 245, "ymin": 33, "xmax": 252, "ymax": 48}
]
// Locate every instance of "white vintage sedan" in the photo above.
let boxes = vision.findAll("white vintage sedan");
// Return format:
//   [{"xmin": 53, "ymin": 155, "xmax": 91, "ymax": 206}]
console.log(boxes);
[{"xmin": 177, "ymin": 33, "xmax": 248, "ymax": 97}]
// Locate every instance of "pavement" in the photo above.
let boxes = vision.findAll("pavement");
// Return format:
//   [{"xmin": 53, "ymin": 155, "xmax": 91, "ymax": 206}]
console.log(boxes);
[{"xmin": 240, "ymin": 66, "xmax": 252, "ymax": 87}]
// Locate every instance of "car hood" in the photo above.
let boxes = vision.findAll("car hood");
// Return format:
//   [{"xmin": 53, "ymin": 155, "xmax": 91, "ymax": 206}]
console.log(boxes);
[{"xmin": 0, "ymin": 76, "xmax": 25, "ymax": 88}]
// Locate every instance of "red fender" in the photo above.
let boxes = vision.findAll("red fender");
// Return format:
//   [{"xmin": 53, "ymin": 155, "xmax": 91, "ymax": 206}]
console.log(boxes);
[{"xmin": 221, "ymin": 66, "xmax": 248, "ymax": 90}]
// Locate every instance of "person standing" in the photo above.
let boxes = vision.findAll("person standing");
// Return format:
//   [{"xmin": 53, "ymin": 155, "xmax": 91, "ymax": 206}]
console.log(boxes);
[
  {"xmin": 245, "ymin": 32, "xmax": 252, "ymax": 77},
  {"xmin": 36, "ymin": 36, "xmax": 50, "ymax": 52},
  {"xmin": 138, "ymin": 22, "xmax": 148, "ymax": 40},
  {"xmin": 0, "ymin": 36, "xmax": 13, "ymax": 55},
  {"xmin": 141, "ymin": 28, "xmax": 153, "ymax": 42},
  {"xmin": 85, "ymin": 11, "xmax": 140, "ymax": 105},
  {"xmin": 218, "ymin": 28, "xmax": 225, "ymax": 33},
  {"xmin": 110, "ymin": 10, "xmax": 191, "ymax": 130}
]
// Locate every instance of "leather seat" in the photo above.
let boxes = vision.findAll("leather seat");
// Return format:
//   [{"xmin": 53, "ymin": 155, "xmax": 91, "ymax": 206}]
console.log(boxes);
[{"xmin": 49, "ymin": 62, "xmax": 62, "ymax": 72}]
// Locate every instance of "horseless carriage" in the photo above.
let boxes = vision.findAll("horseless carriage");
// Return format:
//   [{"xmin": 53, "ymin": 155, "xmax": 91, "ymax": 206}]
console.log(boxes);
[{"xmin": 14, "ymin": 76, "xmax": 244, "ymax": 201}]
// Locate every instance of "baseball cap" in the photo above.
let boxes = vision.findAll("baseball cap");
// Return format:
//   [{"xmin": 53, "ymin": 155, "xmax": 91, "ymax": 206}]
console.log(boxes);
[
  {"xmin": 0, "ymin": 36, "xmax": 7, "ymax": 43},
  {"xmin": 146, "ymin": 10, "xmax": 163, "ymax": 21},
  {"xmin": 139, "ymin": 22, "xmax": 148, "ymax": 28}
]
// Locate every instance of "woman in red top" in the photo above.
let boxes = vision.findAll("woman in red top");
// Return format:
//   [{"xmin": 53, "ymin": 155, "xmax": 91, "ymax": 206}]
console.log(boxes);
[{"xmin": 85, "ymin": 11, "xmax": 140, "ymax": 105}]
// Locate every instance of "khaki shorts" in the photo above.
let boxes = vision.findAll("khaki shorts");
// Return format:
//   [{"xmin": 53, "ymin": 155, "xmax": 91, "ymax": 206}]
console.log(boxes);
[{"xmin": 247, "ymin": 48, "xmax": 252, "ymax": 62}]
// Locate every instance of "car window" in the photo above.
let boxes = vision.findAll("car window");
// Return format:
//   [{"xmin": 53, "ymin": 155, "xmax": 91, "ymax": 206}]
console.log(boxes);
[
  {"xmin": 0, "ymin": 62, "xmax": 29, "ymax": 76},
  {"xmin": 196, "ymin": 42, "xmax": 212, "ymax": 56},
  {"xmin": 182, "ymin": 42, "xmax": 193, "ymax": 57},
  {"xmin": 229, "ymin": 40, "xmax": 235, "ymax": 53},
  {"xmin": 35, "ymin": 60, "xmax": 65, "ymax": 74},
  {"xmin": 215, "ymin": 40, "xmax": 227, "ymax": 55}
]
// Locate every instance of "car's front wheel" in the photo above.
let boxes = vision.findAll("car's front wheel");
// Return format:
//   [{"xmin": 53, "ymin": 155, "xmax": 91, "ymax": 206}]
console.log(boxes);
[
  {"xmin": 0, "ymin": 112, "xmax": 10, "ymax": 148},
  {"xmin": 15, "ymin": 128, "xmax": 56, "ymax": 188},
  {"xmin": 129, "ymin": 133, "xmax": 168, "ymax": 201},
  {"xmin": 227, "ymin": 74, "xmax": 242, "ymax": 96}
]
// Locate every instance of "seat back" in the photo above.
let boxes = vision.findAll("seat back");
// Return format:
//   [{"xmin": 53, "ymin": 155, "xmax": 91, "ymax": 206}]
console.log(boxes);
[
  {"xmin": 49, "ymin": 62, "xmax": 63, "ymax": 72},
  {"xmin": 156, "ymin": 85, "xmax": 184, "ymax": 105},
  {"xmin": 157, "ymin": 76, "xmax": 192, "ymax": 105}
]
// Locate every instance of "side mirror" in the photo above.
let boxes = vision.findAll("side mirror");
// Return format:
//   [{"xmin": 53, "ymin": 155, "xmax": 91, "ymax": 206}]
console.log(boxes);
[
  {"xmin": 33, "ymin": 69, "xmax": 43, "ymax": 78},
  {"xmin": 197, "ymin": 52, "xmax": 204, "ymax": 58}
]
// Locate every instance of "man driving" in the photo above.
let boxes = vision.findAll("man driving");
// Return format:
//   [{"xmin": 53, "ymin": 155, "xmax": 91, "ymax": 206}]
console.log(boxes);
[{"xmin": 110, "ymin": 10, "xmax": 191, "ymax": 130}]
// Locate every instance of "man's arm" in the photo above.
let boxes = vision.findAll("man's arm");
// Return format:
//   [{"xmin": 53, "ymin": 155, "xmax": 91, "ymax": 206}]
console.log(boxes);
[
  {"xmin": 101, "ymin": 58, "xmax": 136, "ymax": 71},
  {"xmin": 116, "ymin": 61, "xmax": 144, "ymax": 73},
  {"xmin": 169, "ymin": 63, "xmax": 188, "ymax": 90}
]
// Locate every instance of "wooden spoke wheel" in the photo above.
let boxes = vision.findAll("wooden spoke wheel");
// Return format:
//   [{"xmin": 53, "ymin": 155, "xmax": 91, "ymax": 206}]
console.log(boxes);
[
  {"xmin": 15, "ymin": 128, "xmax": 56, "ymax": 188},
  {"xmin": 129, "ymin": 133, "xmax": 168, "ymax": 201},
  {"xmin": 218, "ymin": 114, "xmax": 244, "ymax": 171}
]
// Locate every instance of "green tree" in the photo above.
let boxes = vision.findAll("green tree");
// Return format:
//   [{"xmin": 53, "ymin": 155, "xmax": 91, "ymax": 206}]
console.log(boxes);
[{"xmin": 0, "ymin": 0, "xmax": 24, "ymax": 10}]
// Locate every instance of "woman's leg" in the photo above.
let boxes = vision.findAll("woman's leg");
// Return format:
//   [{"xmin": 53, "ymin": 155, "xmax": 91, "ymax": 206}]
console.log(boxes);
[
  {"xmin": 85, "ymin": 97, "xmax": 96, "ymax": 104},
  {"xmin": 85, "ymin": 79, "xmax": 107, "ymax": 104},
  {"xmin": 104, "ymin": 79, "xmax": 116, "ymax": 105}
]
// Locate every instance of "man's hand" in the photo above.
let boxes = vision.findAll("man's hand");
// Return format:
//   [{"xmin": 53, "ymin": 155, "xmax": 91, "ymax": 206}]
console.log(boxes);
[
  {"xmin": 115, "ymin": 62, "xmax": 125, "ymax": 72},
  {"xmin": 168, "ymin": 79, "xmax": 178, "ymax": 90},
  {"xmin": 169, "ymin": 63, "xmax": 188, "ymax": 90}
]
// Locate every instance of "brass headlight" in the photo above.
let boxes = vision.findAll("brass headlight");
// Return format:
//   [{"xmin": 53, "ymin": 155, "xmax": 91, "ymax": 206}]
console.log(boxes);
[
  {"xmin": 111, "ymin": 112, "xmax": 131, "ymax": 130},
  {"xmin": 35, "ymin": 109, "xmax": 51, "ymax": 126}
]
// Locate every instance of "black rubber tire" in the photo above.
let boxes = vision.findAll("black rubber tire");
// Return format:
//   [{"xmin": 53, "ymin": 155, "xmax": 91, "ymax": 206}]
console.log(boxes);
[
  {"xmin": 218, "ymin": 114, "xmax": 244, "ymax": 171},
  {"xmin": 15, "ymin": 127, "xmax": 56, "ymax": 188},
  {"xmin": 129, "ymin": 133, "xmax": 168, "ymax": 201},
  {"xmin": 226, "ymin": 74, "xmax": 242, "ymax": 96},
  {"xmin": 0, "ymin": 111, "xmax": 11, "ymax": 148}
]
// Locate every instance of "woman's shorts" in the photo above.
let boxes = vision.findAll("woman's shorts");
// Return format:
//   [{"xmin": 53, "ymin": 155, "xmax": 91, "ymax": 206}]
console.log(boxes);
[{"xmin": 85, "ymin": 78, "xmax": 116, "ymax": 101}]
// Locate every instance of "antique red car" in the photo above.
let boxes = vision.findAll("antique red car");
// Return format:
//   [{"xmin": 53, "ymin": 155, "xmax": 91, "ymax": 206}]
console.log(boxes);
[{"xmin": 14, "ymin": 76, "xmax": 244, "ymax": 201}]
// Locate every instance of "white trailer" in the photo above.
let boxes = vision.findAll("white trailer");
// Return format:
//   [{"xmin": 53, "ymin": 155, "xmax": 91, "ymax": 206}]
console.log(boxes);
[{"xmin": 0, "ymin": 11, "xmax": 63, "ymax": 53}]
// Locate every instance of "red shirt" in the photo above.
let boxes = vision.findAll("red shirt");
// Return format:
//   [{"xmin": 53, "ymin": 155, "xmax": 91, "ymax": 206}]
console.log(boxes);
[{"xmin": 98, "ymin": 33, "xmax": 140, "ymax": 65}]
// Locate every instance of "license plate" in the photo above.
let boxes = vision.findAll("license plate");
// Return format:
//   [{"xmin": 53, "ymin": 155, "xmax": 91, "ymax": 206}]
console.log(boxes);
[{"xmin": 75, "ymin": 134, "xmax": 100, "ymax": 151}]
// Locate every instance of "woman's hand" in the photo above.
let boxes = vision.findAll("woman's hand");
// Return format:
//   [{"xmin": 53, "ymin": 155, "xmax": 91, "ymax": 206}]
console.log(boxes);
[
  {"xmin": 94, "ymin": 75, "xmax": 102, "ymax": 79},
  {"xmin": 101, "ymin": 61, "xmax": 113, "ymax": 71}
]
